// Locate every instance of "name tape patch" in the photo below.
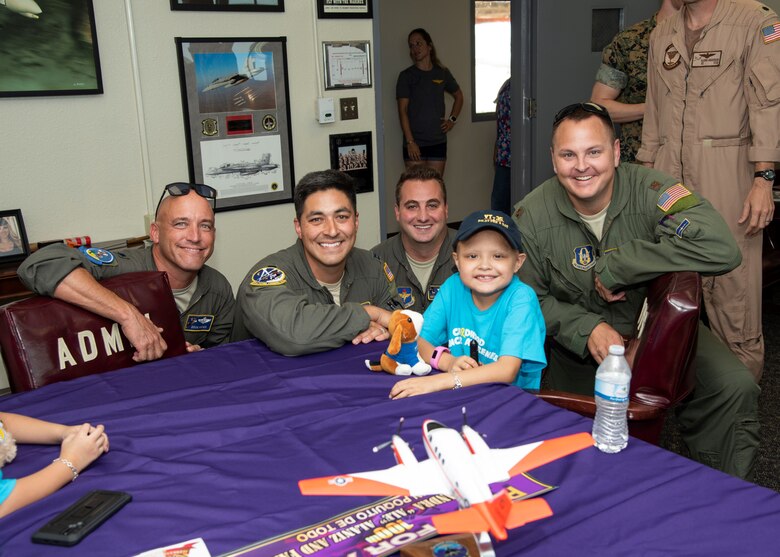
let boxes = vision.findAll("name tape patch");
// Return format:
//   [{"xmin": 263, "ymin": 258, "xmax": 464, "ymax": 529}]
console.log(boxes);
[{"xmin": 185, "ymin": 314, "xmax": 214, "ymax": 332}]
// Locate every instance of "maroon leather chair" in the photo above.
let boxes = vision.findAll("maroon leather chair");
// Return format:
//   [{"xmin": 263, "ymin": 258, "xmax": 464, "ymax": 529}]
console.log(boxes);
[
  {"xmin": 537, "ymin": 272, "xmax": 702, "ymax": 444},
  {"xmin": 0, "ymin": 271, "xmax": 187, "ymax": 392}
]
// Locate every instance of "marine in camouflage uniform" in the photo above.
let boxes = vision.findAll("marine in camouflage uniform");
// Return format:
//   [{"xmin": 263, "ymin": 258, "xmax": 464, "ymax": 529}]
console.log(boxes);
[{"xmin": 594, "ymin": 15, "xmax": 657, "ymax": 162}]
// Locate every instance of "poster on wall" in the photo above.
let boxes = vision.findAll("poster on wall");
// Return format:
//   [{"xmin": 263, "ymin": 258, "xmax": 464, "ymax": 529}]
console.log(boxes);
[
  {"xmin": 175, "ymin": 37, "xmax": 295, "ymax": 211},
  {"xmin": 0, "ymin": 0, "xmax": 103, "ymax": 97}
]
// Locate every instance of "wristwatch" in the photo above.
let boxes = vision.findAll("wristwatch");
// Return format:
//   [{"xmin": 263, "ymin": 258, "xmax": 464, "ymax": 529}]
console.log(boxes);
[
  {"xmin": 430, "ymin": 346, "xmax": 450, "ymax": 370},
  {"xmin": 448, "ymin": 115, "xmax": 457, "ymax": 123},
  {"xmin": 754, "ymin": 169, "xmax": 776, "ymax": 182}
]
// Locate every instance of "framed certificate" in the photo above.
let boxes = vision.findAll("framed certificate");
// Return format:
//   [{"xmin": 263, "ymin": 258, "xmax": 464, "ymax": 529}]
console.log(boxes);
[
  {"xmin": 316, "ymin": 0, "xmax": 372, "ymax": 19},
  {"xmin": 322, "ymin": 41, "xmax": 372, "ymax": 90}
]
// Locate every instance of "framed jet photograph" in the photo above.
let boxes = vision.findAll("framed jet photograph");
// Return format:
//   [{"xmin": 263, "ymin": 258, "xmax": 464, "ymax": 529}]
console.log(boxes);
[
  {"xmin": 0, "ymin": 209, "xmax": 30, "ymax": 264},
  {"xmin": 170, "ymin": 0, "xmax": 284, "ymax": 12},
  {"xmin": 329, "ymin": 132, "xmax": 373, "ymax": 193},
  {"xmin": 175, "ymin": 37, "xmax": 295, "ymax": 211},
  {"xmin": 0, "ymin": 0, "xmax": 103, "ymax": 97}
]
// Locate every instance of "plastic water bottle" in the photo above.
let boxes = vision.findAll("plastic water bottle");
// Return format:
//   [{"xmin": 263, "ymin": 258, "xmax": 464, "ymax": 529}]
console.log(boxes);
[{"xmin": 592, "ymin": 345, "xmax": 631, "ymax": 453}]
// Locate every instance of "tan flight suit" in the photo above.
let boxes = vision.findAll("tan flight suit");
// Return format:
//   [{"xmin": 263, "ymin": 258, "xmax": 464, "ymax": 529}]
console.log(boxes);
[{"xmin": 638, "ymin": 0, "xmax": 780, "ymax": 381}]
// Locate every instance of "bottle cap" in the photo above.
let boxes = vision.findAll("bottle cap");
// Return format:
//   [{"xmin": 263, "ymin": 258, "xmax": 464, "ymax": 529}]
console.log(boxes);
[{"xmin": 608, "ymin": 344, "xmax": 625, "ymax": 356}]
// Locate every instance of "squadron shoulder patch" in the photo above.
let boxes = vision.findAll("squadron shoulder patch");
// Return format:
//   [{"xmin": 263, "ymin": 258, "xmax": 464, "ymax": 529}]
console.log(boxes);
[
  {"xmin": 184, "ymin": 314, "xmax": 214, "ymax": 332},
  {"xmin": 79, "ymin": 246, "xmax": 116, "ymax": 266},
  {"xmin": 657, "ymin": 183, "xmax": 697, "ymax": 213},
  {"xmin": 250, "ymin": 266, "xmax": 287, "ymax": 287},
  {"xmin": 663, "ymin": 44, "xmax": 681, "ymax": 70},
  {"xmin": 572, "ymin": 245, "xmax": 596, "ymax": 271},
  {"xmin": 762, "ymin": 22, "xmax": 780, "ymax": 44},
  {"xmin": 383, "ymin": 262, "xmax": 395, "ymax": 283},
  {"xmin": 397, "ymin": 287, "xmax": 415, "ymax": 308}
]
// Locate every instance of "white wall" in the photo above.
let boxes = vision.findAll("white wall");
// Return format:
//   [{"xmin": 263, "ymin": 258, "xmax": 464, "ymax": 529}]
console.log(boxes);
[
  {"xmin": 377, "ymin": 0, "xmax": 495, "ymax": 233},
  {"xmin": 0, "ymin": 0, "xmax": 378, "ymax": 390}
]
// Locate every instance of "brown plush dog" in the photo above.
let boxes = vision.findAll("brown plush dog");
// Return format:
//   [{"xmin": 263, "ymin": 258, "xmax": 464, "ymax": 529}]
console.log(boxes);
[{"xmin": 365, "ymin": 310, "xmax": 432, "ymax": 376}]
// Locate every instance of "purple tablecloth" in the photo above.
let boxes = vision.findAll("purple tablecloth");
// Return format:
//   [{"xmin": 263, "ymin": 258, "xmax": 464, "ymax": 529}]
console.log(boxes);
[{"xmin": 1, "ymin": 339, "xmax": 778, "ymax": 556}]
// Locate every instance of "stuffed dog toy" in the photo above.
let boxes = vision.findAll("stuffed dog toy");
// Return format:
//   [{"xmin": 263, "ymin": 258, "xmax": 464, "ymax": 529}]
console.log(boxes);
[{"xmin": 365, "ymin": 310, "xmax": 432, "ymax": 376}]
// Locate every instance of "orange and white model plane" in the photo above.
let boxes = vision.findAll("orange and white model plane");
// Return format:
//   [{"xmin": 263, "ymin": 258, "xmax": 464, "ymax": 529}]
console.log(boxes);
[{"xmin": 299, "ymin": 413, "xmax": 593, "ymax": 541}]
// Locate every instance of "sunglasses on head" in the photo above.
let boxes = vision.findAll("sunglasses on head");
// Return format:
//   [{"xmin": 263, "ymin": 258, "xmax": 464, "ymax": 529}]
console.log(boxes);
[
  {"xmin": 155, "ymin": 182, "xmax": 217, "ymax": 217},
  {"xmin": 553, "ymin": 102, "xmax": 614, "ymax": 128}
]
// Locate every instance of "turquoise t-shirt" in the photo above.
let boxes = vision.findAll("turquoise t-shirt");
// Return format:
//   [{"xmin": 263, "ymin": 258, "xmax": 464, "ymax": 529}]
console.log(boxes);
[
  {"xmin": 0, "ymin": 470, "xmax": 16, "ymax": 504},
  {"xmin": 420, "ymin": 273, "xmax": 547, "ymax": 389}
]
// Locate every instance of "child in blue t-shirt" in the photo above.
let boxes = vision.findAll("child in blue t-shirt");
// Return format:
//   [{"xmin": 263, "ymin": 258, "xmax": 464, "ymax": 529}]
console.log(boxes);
[
  {"xmin": 0, "ymin": 412, "xmax": 110, "ymax": 518},
  {"xmin": 389, "ymin": 210, "xmax": 546, "ymax": 399}
]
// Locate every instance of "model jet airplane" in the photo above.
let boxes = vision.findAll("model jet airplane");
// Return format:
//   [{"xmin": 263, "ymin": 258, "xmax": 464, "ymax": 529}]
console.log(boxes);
[
  {"xmin": 299, "ymin": 413, "xmax": 593, "ymax": 541},
  {"xmin": 207, "ymin": 154, "xmax": 278, "ymax": 176}
]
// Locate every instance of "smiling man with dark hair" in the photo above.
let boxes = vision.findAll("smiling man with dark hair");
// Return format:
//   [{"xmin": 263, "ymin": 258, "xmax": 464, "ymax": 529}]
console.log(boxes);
[{"xmin": 232, "ymin": 169, "xmax": 401, "ymax": 356}]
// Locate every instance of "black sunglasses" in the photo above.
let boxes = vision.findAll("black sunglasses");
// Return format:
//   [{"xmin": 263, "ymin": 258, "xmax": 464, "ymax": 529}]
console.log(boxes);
[
  {"xmin": 553, "ymin": 102, "xmax": 614, "ymax": 128},
  {"xmin": 155, "ymin": 182, "xmax": 217, "ymax": 217}
]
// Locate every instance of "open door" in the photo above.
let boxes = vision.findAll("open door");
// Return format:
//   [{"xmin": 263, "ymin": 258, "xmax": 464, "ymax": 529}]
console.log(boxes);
[{"xmin": 512, "ymin": 0, "xmax": 657, "ymax": 200}]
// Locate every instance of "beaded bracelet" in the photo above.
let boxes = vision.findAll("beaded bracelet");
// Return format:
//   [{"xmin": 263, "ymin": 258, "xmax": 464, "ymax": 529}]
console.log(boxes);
[{"xmin": 53, "ymin": 458, "xmax": 79, "ymax": 482}]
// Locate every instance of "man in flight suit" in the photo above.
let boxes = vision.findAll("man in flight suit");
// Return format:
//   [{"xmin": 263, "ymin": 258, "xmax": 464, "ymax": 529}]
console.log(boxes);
[
  {"xmin": 371, "ymin": 166, "xmax": 456, "ymax": 314},
  {"xmin": 639, "ymin": 0, "xmax": 780, "ymax": 381},
  {"xmin": 231, "ymin": 170, "xmax": 401, "ymax": 356},
  {"xmin": 18, "ymin": 184, "xmax": 234, "ymax": 360},
  {"xmin": 514, "ymin": 103, "xmax": 759, "ymax": 479}
]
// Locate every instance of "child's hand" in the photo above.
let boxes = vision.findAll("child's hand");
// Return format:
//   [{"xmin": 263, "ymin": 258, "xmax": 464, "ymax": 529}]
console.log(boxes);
[
  {"xmin": 389, "ymin": 374, "xmax": 451, "ymax": 399},
  {"xmin": 60, "ymin": 424, "xmax": 109, "ymax": 471},
  {"xmin": 450, "ymin": 356, "xmax": 479, "ymax": 372}
]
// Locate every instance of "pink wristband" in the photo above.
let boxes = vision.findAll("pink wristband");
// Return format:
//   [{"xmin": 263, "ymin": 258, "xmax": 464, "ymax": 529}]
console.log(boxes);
[{"xmin": 430, "ymin": 346, "xmax": 450, "ymax": 370}]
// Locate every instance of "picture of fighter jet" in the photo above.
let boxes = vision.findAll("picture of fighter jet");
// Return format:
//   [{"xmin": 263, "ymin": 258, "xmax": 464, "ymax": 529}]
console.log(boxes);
[
  {"xmin": 299, "ymin": 411, "xmax": 593, "ymax": 542},
  {"xmin": 201, "ymin": 67, "xmax": 265, "ymax": 92},
  {"xmin": 206, "ymin": 153, "xmax": 279, "ymax": 176},
  {"xmin": 1, "ymin": 0, "xmax": 42, "ymax": 19}
]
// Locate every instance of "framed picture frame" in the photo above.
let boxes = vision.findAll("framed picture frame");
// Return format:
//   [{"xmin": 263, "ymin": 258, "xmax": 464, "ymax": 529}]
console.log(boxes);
[
  {"xmin": 175, "ymin": 37, "xmax": 295, "ymax": 212},
  {"xmin": 322, "ymin": 41, "xmax": 372, "ymax": 90},
  {"xmin": 170, "ymin": 0, "xmax": 284, "ymax": 12},
  {"xmin": 0, "ymin": 1, "xmax": 103, "ymax": 97},
  {"xmin": 317, "ymin": 0, "xmax": 372, "ymax": 19},
  {"xmin": 329, "ymin": 132, "xmax": 373, "ymax": 194},
  {"xmin": 0, "ymin": 210, "xmax": 31, "ymax": 264}
]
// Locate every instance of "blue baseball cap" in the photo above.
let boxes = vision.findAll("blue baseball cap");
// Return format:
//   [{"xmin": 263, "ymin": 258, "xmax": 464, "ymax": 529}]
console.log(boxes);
[{"xmin": 454, "ymin": 210, "xmax": 523, "ymax": 252}]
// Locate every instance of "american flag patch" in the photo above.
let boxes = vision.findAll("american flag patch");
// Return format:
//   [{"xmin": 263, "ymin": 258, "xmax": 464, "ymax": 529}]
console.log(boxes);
[
  {"xmin": 762, "ymin": 22, "xmax": 780, "ymax": 44},
  {"xmin": 657, "ymin": 183, "xmax": 692, "ymax": 212}
]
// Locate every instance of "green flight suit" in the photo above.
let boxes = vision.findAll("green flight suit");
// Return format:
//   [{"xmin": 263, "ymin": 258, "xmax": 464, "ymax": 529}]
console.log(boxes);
[
  {"xmin": 231, "ymin": 240, "xmax": 401, "ymax": 356},
  {"xmin": 514, "ymin": 163, "xmax": 759, "ymax": 479},
  {"xmin": 370, "ymin": 228, "xmax": 457, "ymax": 313},
  {"xmin": 17, "ymin": 243, "xmax": 235, "ymax": 348}
]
